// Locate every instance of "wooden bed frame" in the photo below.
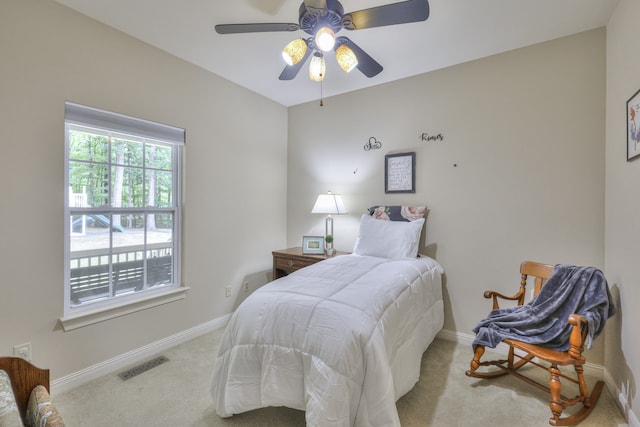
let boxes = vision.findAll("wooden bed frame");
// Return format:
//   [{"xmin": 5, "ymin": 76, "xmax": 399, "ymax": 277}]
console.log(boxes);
[{"xmin": 0, "ymin": 357, "xmax": 50, "ymax": 423}]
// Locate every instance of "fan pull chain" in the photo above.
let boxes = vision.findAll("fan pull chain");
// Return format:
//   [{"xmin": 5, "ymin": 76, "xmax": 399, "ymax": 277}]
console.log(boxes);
[{"xmin": 320, "ymin": 73, "xmax": 324, "ymax": 107}]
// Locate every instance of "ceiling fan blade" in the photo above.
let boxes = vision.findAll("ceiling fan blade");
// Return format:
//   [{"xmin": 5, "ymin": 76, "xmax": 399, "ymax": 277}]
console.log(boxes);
[
  {"xmin": 279, "ymin": 48, "xmax": 313, "ymax": 80},
  {"xmin": 246, "ymin": 0, "xmax": 287, "ymax": 15},
  {"xmin": 303, "ymin": 0, "xmax": 328, "ymax": 14},
  {"xmin": 215, "ymin": 23, "xmax": 299, "ymax": 34},
  {"xmin": 343, "ymin": 0, "xmax": 429, "ymax": 30},
  {"xmin": 337, "ymin": 37, "xmax": 383, "ymax": 78}
]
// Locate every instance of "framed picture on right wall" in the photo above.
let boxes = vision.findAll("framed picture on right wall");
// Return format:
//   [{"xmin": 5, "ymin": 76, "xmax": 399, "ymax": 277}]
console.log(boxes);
[{"xmin": 627, "ymin": 88, "xmax": 640, "ymax": 161}]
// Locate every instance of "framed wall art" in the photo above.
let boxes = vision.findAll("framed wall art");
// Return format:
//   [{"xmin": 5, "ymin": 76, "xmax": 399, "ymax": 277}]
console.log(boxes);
[
  {"xmin": 385, "ymin": 152, "xmax": 416, "ymax": 193},
  {"xmin": 302, "ymin": 236, "xmax": 325, "ymax": 254},
  {"xmin": 627, "ymin": 88, "xmax": 640, "ymax": 161}
]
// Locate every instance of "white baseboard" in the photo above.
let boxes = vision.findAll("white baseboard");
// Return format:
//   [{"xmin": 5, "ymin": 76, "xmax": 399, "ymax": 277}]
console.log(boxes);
[
  {"xmin": 51, "ymin": 314, "xmax": 230, "ymax": 396},
  {"xmin": 603, "ymin": 368, "xmax": 639, "ymax": 427}
]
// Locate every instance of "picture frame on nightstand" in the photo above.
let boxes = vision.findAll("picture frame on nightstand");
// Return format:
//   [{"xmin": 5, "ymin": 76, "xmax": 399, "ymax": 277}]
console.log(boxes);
[{"xmin": 302, "ymin": 236, "xmax": 324, "ymax": 254}]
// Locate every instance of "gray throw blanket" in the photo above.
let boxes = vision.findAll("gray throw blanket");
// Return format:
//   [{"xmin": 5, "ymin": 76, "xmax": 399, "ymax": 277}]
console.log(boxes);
[{"xmin": 472, "ymin": 264, "xmax": 615, "ymax": 351}]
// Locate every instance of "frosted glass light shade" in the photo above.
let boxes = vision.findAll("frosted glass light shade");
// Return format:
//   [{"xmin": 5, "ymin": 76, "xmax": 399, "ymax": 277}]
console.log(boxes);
[
  {"xmin": 335, "ymin": 44, "xmax": 358, "ymax": 73},
  {"xmin": 309, "ymin": 53, "xmax": 326, "ymax": 82},
  {"xmin": 315, "ymin": 27, "xmax": 336, "ymax": 52},
  {"xmin": 282, "ymin": 38, "xmax": 308, "ymax": 66}
]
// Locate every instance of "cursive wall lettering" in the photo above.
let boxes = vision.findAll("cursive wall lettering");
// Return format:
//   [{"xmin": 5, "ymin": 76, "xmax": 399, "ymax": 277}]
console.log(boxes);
[{"xmin": 420, "ymin": 133, "xmax": 444, "ymax": 142}]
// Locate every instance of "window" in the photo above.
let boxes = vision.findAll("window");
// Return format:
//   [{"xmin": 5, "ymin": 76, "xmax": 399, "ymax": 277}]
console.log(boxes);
[{"xmin": 63, "ymin": 102, "xmax": 184, "ymax": 326}]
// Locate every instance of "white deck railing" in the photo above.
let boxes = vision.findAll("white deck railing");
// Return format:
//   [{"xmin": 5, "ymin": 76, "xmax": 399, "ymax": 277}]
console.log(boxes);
[
  {"xmin": 69, "ymin": 186, "xmax": 88, "ymax": 235},
  {"xmin": 69, "ymin": 243, "xmax": 173, "ymax": 305}
]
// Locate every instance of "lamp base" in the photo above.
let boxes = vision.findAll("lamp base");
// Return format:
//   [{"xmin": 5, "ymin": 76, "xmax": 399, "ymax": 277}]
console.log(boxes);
[{"xmin": 325, "ymin": 216, "xmax": 334, "ymax": 256}]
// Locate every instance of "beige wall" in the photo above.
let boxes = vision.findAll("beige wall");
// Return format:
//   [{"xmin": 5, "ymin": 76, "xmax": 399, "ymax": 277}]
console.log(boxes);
[
  {"xmin": 0, "ymin": 0, "xmax": 287, "ymax": 379},
  {"xmin": 4, "ymin": 1, "xmax": 636, "ymax": 421},
  {"xmin": 605, "ymin": 0, "xmax": 640, "ymax": 422},
  {"xmin": 287, "ymin": 29, "xmax": 607, "ymax": 363}
]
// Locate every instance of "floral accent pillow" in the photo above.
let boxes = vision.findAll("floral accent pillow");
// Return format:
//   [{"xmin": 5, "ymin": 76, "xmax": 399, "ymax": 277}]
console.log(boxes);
[{"xmin": 368, "ymin": 205, "xmax": 426, "ymax": 222}]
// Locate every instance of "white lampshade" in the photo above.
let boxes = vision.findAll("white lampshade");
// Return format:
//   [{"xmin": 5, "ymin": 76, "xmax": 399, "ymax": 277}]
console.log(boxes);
[
  {"xmin": 315, "ymin": 26, "xmax": 336, "ymax": 52},
  {"xmin": 311, "ymin": 191, "xmax": 347, "ymax": 215}
]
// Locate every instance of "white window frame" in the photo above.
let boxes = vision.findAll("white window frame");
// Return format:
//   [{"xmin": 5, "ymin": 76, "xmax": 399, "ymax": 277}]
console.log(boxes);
[{"xmin": 61, "ymin": 102, "xmax": 188, "ymax": 331}]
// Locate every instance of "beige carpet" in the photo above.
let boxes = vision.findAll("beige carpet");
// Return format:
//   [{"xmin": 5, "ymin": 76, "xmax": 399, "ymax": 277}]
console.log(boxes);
[{"xmin": 54, "ymin": 329, "xmax": 628, "ymax": 426}]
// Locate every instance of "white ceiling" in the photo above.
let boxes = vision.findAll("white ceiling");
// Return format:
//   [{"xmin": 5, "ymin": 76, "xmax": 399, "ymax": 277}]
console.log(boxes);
[{"xmin": 54, "ymin": 0, "xmax": 618, "ymax": 107}]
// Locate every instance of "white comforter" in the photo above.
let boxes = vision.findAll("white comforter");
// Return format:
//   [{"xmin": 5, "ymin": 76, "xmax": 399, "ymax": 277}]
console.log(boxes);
[{"xmin": 211, "ymin": 254, "xmax": 444, "ymax": 426}]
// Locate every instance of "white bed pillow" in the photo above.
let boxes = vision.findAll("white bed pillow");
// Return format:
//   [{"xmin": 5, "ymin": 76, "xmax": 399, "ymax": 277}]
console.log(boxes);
[{"xmin": 353, "ymin": 214, "xmax": 425, "ymax": 259}]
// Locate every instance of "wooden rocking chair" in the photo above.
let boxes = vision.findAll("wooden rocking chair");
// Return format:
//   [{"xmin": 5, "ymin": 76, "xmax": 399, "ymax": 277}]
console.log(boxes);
[{"xmin": 465, "ymin": 261, "xmax": 605, "ymax": 426}]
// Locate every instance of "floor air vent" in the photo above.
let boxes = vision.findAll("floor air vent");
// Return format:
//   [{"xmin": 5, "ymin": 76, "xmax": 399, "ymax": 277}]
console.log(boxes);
[{"xmin": 118, "ymin": 356, "xmax": 169, "ymax": 381}]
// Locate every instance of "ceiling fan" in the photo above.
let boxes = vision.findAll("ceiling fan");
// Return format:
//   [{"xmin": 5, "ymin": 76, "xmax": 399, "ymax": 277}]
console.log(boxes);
[{"xmin": 215, "ymin": 0, "xmax": 430, "ymax": 82}]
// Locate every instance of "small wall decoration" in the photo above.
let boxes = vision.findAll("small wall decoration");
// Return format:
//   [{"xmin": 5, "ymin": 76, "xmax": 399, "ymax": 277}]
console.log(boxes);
[
  {"xmin": 364, "ymin": 137, "xmax": 382, "ymax": 151},
  {"xmin": 302, "ymin": 236, "xmax": 325, "ymax": 254},
  {"xmin": 627, "ymin": 88, "xmax": 640, "ymax": 161},
  {"xmin": 385, "ymin": 152, "xmax": 415, "ymax": 193},
  {"xmin": 419, "ymin": 132, "xmax": 445, "ymax": 142}
]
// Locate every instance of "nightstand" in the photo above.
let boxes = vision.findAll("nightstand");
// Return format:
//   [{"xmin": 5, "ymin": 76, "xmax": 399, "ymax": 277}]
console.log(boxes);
[{"xmin": 272, "ymin": 247, "xmax": 349, "ymax": 280}]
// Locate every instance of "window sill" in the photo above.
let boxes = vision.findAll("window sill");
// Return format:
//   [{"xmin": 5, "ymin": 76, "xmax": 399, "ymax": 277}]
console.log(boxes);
[{"xmin": 59, "ymin": 287, "xmax": 191, "ymax": 331}]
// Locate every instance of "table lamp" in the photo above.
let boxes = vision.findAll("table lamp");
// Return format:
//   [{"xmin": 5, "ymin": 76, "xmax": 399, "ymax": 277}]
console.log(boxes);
[{"xmin": 311, "ymin": 191, "xmax": 347, "ymax": 255}]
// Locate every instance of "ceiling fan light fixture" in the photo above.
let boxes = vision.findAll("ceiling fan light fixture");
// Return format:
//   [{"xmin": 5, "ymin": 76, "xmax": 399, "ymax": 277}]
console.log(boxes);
[
  {"xmin": 335, "ymin": 44, "xmax": 358, "ymax": 73},
  {"xmin": 217, "ymin": 0, "xmax": 430, "ymax": 82},
  {"xmin": 309, "ymin": 52, "xmax": 326, "ymax": 82},
  {"xmin": 282, "ymin": 38, "xmax": 308, "ymax": 66},
  {"xmin": 315, "ymin": 26, "xmax": 336, "ymax": 52}
]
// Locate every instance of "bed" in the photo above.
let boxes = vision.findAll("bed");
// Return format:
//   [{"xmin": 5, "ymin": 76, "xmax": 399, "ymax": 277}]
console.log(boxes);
[{"xmin": 210, "ymin": 207, "xmax": 444, "ymax": 426}]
